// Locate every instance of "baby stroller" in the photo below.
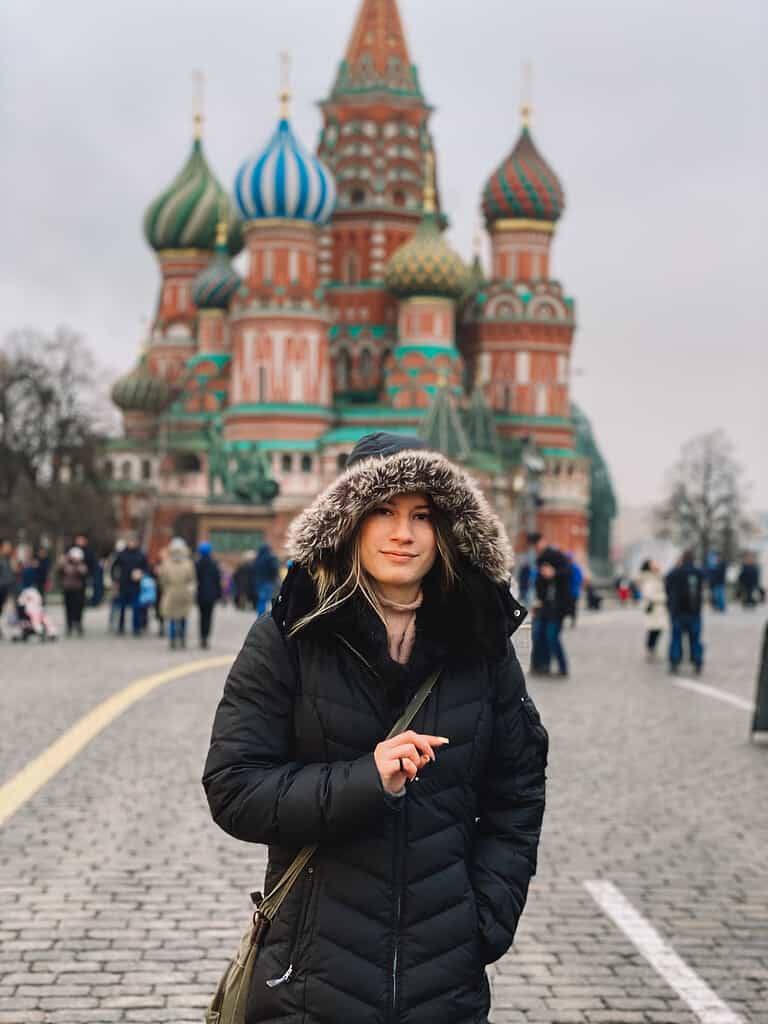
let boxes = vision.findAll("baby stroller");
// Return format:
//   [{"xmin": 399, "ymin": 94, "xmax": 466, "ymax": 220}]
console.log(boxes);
[{"xmin": 12, "ymin": 587, "xmax": 58, "ymax": 642}]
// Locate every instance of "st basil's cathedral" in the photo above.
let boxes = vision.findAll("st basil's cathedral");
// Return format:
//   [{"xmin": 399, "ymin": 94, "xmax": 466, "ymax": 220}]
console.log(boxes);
[{"xmin": 108, "ymin": 0, "xmax": 616, "ymax": 571}]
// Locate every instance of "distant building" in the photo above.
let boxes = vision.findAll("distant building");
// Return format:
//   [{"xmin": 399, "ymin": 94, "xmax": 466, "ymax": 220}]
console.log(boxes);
[{"xmin": 106, "ymin": 0, "xmax": 614, "ymax": 566}]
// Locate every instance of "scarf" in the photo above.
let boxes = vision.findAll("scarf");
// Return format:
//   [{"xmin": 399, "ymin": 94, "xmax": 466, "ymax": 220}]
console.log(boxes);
[{"xmin": 375, "ymin": 589, "xmax": 423, "ymax": 665}]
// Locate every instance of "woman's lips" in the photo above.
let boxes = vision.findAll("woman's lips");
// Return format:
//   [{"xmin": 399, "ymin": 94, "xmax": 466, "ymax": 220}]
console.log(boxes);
[{"xmin": 381, "ymin": 551, "xmax": 416, "ymax": 561}]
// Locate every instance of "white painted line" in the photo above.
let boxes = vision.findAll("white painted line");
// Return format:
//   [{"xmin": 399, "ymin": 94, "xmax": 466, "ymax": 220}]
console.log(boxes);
[
  {"xmin": 671, "ymin": 677, "xmax": 754, "ymax": 712},
  {"xmin": 585, "ymin": 880, "xmax": 745, "ymax": 1024}
]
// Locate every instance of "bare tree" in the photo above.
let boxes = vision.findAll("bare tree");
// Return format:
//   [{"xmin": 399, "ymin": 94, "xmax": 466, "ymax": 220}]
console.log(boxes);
[
  {"xmin": 655, "ymin": 430, "xmax": 753, "ymax": 562},
  {"xmin": 0, "ymin": 327, "xmax": 116, "ymax": 551}
]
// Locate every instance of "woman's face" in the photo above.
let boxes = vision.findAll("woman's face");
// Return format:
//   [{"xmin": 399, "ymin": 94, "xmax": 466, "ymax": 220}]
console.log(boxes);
[{"xmin": 359, "ymin": 492, "xmax": 438, "ymax": 592}]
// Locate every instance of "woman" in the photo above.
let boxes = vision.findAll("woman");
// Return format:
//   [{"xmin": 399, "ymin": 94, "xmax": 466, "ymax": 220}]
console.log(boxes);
[
  {"xmin": 203, "ymin": 432, "xmax": 548, "ymax": 1024},
  {"xmin": 638, "ymin": 558, "xmax": 666, "ymax": 658},
  {"xmin": 158, "ymin": 537, "xmax": 195, "ymax": 649},
  {"xmin": 57, "ymin": 546, "xmax": 88, "ymax": 636}
]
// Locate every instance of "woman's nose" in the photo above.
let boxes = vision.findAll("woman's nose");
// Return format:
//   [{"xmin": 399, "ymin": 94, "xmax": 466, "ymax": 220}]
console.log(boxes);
[{"xmin": 390, "ymin": 516, "xmax": 414, "ymax": 541}]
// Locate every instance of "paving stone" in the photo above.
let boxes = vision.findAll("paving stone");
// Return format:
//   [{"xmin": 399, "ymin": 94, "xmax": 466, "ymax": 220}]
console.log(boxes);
[{"xmin": 0, "ymin": 605, "xmax": 765, "ymax": 1022}]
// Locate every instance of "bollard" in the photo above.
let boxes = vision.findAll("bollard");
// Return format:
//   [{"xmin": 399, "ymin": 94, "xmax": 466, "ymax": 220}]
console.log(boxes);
[{"xmin": 751, "ymin": 621, "xmax": 768, "ymax": 744}]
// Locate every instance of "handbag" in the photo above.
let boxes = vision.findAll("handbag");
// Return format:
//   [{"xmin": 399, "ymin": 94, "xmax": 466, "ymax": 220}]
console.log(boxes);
[{"xmin": 204, "ymin": 665, "xmax": 443, "ymax": 1024}]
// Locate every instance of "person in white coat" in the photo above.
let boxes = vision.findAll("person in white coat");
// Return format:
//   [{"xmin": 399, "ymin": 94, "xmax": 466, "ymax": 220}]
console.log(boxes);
[{"xmin": 638, "ymin": 558, "xmax": 667, "ymax": 658}]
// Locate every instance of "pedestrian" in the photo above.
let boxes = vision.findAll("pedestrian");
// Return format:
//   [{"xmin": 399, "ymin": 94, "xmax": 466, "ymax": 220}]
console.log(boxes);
[
  {"xmin": 111, "ymin": 535, "xmax": 149, "ymax": 636},
  {"xmin": 638, "ymin": 558, "xmax": 666, "ymax": 659},
  {"xmin": 566, "ymin": 552, "xmax": 583, "ymax": 626},
  {"xmin": 158, "ymin": 537, "xmax": 195, "ymax": 649},
  {"xmin": 233, "ymin": 551, "xmax": 254, "ymax": 610},
  {"xmin": 0, "ymin": 539, "xmax": 17, "ymax": 639},
  {"xmin": 585, "ymin": 577, "xmax": 603, "ymax": 611},
  {"xmin": 529, "ymin": 532, "xmax": 571, "ymax": 676},
  {"xmin": 202, "ymin": 432, "xmax": 547, "ymax": 1024},
  {"xmin": 251, "ymin": 543, "xmax": 280, "ymax": 617},
  {"xmin": 57, "ymin": 546, "xmax": 88, "ymax": 636},
  {"xmin": 196, "ymin": 540, "xmax": 222, "ymax": 649},
  {"xmin": 137, "ymin": 569, "xmax": 158, "ymax": 633},
  {"xmin": 737, "ymin": 553, "xmax": 761, "ymax": 608},
  {"xmin": 665, "ymin": 550, "xmax": 705, "ymax": 674},
  {"xmin": 707, "ymin": 553, "xmax": 727, "ymax": 612},
  {"xmin": 35, "ymin": 546, "xmax": 50, "ymax": 600},
  {"xmin": 74, "ymin": 533, "xmax": 98, "ymax": 605}
]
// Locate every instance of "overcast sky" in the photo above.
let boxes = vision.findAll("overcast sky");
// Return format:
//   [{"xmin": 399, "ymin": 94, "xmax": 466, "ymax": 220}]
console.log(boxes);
[{"xmin": 2, "ymin": 0, "xmax": 765, "ymax": 507}]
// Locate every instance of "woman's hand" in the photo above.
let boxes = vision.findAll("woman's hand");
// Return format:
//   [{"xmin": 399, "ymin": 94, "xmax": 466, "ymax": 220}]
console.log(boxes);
[{"xmin": 374, "ymin": 731, "xmax": 449, "ymax": 794}]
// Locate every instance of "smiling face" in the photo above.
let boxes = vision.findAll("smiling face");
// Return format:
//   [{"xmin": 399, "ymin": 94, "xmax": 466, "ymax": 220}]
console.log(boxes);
[{"xmin": 358, "ymin": 492, "xmax": 438, "ymax": 601}]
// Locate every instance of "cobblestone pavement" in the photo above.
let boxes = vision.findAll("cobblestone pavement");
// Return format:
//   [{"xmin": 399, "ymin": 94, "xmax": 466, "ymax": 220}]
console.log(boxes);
[{"xmin": 1, "ymin": 601, "xmax": 766, "ymax": 1023}]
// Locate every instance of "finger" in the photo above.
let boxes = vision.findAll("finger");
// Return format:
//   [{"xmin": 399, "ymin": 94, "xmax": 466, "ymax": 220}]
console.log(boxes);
[{"xmin": 389, "ymin": 743, "xmax": 420, "ymax": 763}]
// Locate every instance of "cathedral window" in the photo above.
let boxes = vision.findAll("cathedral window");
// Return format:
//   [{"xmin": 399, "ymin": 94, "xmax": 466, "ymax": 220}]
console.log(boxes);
[
  {"xmin": 350, "ymin": 188, "xmax": 365, "ymax": 206},
  {"xmin": 289, "ymin": 251, "xmax": 299, "ymax": 282},
  {"xmin": 337, "ymin": 452, "xmax": 349, "ymax": 470},
  {"xmin": 300, "ymin": 455, "xmax": 313, "ymax": 473},
  {"xmin": 281, "ymin": 453, "xmax": 293, "ymax": 472},
  {"xmin": 264, "ymin": 250, "xmax": 274, "ymax": 281},
  {"xmin": 258, "ymin": 366, "xmax": 268, "ymax": 402},
  {"xmin": 141, "ymin": 459, "xmax": 152, "ymax": 481},
  {"xmin": 345, "ymin": 252, "xmax": 360, "ymax": 285},
  {"xmin": 104, "ymin": 460, "xmax": 113, "ymax": 480},
  {"xmin": 336, "ymin": 349, "xmax": 351, "ymax": 390},
  {"xmin": 289, "ymin": 363, "xmax": 303, "ymax": 402},
  {"xmin": 516, "ymin": 351, "xmax": 530, "ymax": 384},
  {"xmin": 557, "ymin": 354, "xmax": 569, "ymax": 384},
  {"xmin": 121, "ymin": 460, "xmax": 132, "ymax": 481},
  {"xmin": 535, "ymin": 384, "xmax": 549, "ymax": 416},
  {"xmin": 393, "ymin": 189, "xmax": 406, "ymax": 207},
  {"xmin": 360, "ymin": 348, "xmax": 373, "ymax": 381}
]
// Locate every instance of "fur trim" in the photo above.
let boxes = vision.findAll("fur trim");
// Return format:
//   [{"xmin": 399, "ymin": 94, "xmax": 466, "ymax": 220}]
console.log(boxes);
[{"xmin": 286, "ymin": 449, "xmax": 513, "ymax": 583}]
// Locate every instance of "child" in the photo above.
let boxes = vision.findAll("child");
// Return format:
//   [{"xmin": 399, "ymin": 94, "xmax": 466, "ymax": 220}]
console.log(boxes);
[{"xmin": 137, "ymin": 570, "xmax": 158, "ymax": 634}]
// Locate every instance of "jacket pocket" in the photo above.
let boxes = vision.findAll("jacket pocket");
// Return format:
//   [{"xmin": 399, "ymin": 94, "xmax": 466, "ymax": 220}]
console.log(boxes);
[{"xmin": 264, "ymin": 864, "xmax": 317, "ymax": 988}]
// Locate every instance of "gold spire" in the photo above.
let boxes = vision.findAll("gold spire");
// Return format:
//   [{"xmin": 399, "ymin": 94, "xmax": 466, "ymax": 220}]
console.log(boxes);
[
  {"xmin": 215, "ymin": 220, "xmax": 228, "ymax": 248},
  {"xmin": 192, "ymin": 68, "xmax": 205, "ymax": 139},
  {"xmin": 423, "ymin": 150, "xmax": 436, "ymax": 215},
  {"xmin": 521, "ymin": 60, "xmax": 533, "ymax": 128},
  {"xmin": 278, "ymin": 51, "xmax": 292, "ymax": 119}
]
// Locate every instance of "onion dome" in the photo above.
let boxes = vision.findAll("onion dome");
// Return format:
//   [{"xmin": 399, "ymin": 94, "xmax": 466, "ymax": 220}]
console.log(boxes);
[
  {"xmin": 111, "ymin": 352, "xmax": 172, "ymax": 414},
  {"xmin": 192, "ymin": 222, "xmax": 241, "ymax": 310},
  {"xmin": 234, "ymin": 115, "xmax": 336, "ymax": 225},
  {"xmin": 385, "ymin": 155, "xmax": 468, "ymax": 300},
  {"xmin": 482, "ymin": 112, "xmax": 565, "ymax": 227},
  {"xmin": 144, "ymin": 136, "xmax": 243, "ymax": 255}
]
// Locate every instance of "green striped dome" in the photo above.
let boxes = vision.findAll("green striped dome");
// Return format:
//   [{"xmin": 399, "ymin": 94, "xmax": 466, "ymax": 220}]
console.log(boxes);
[
  {"xmin": 482, "ymin": 126, "xmax": 564, "ymax": 226},
  {"xmin": 144, "ymin": 138, "xmax": 243, "ymax": 255},
  {"xmin": 385, "ymin": 212, "xmax": 468, "ymax": 300},
  {"xmin": 112, "ymin": 354, "xmax": 172, "ymax": 414}
]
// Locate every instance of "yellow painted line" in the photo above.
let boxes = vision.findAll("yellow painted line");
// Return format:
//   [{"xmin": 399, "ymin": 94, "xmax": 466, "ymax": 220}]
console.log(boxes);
[{"xmin": 0, "ymin": 655, "xmax": 232, "ymax": 827}]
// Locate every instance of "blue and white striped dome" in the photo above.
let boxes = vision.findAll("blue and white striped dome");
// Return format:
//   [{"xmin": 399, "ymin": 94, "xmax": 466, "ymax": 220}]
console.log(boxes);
[{"xmin": 234, "ymin": 118, "xmax": 336, "ymax": 225}]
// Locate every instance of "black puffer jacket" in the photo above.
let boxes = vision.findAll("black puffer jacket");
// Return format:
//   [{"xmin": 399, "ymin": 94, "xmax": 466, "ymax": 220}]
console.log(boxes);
[{"xmin": 203, "ymin": 447, "xmax": 548, "ymax": 1024}]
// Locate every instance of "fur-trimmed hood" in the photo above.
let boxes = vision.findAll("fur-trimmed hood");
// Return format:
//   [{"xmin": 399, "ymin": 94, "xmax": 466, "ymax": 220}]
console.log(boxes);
[{"xmin": 286, "ymin": 447, "xmax": 513, "ymax": 584}]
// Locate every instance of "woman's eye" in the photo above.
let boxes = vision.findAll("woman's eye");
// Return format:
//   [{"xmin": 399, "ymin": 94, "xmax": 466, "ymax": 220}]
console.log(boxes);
[
  {"xmin": 374, "ymin": 507, "xmax": 392, "ymax": 516},
  {"xmin": 414, "ymin": 513, "xmax": 432, "ymax": 521}
]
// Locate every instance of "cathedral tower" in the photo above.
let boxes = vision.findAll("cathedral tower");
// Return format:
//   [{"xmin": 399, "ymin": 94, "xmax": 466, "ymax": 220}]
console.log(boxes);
[
  {"xmin": 317, "ymin": 0, "xmax": 439, "ymax": 400},
  {"xmin": 227, "ymin": 82, "xmax": 335, "ymax": 465}
]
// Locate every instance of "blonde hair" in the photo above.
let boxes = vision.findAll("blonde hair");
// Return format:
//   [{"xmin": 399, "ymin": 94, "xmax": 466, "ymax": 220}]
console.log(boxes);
[{"xmin": 288, "ymin": 499, "xmax": 459, "ymax": 637}]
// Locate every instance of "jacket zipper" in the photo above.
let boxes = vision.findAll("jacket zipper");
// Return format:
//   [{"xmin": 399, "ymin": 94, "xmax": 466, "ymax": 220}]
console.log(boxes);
[
  {"xmin": 334, "ymin": 631, "xmax": 405, "ymax": 1020},
  {"xmin": 389, "ymin": 807, "xmax": 406, "ymax": 1021},
  {"xmin": 265, "ymin": 865, "xmax": 316, "ymax": 988}
]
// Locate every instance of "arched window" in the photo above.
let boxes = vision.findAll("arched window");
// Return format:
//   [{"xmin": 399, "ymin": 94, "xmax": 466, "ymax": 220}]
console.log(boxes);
[
  {"xmin": 104, "ymin": 460, "xmax": 114, "ymax": 480},
  {"xmin": 141, "ymin": 459, "xmax": 152, "ymax": 481},
  {"xmin": 281, "ymin": 453, "xmax": 293, "ymax": 472},
  {"xmin": 393, "ymin": 189, "xmax": 406, "ymax": 207},
  {"xmin": 360, "ymin": 348, "xmax": 373, "ymax": 382},
  {"xmin": 345, "ymin": 253, "xmax": 360, "ymax": 285},
  {"xmin": 121, "ymin": 460, "xmax": 132, "ymax": 481},
  {"xmin": 336, "ymin": 349, "xmax": 351, "ymax": 390},
  {"xmin": 300, "ymin": 455, "xmax": 313, "ymax": 473},
  {"xmin": 350, "ymin": 188, "xmax": 365, "ymax": 205}
]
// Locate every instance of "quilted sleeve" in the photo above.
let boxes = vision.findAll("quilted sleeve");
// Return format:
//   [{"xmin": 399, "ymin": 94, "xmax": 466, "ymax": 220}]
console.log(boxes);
[
  {"xmin": 469, "ymin": 649, "xmax": 548, "ymax": 964},
  {"xmin": 202, "ymin": 617, "xmax": 395, "ymax": 846}
]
